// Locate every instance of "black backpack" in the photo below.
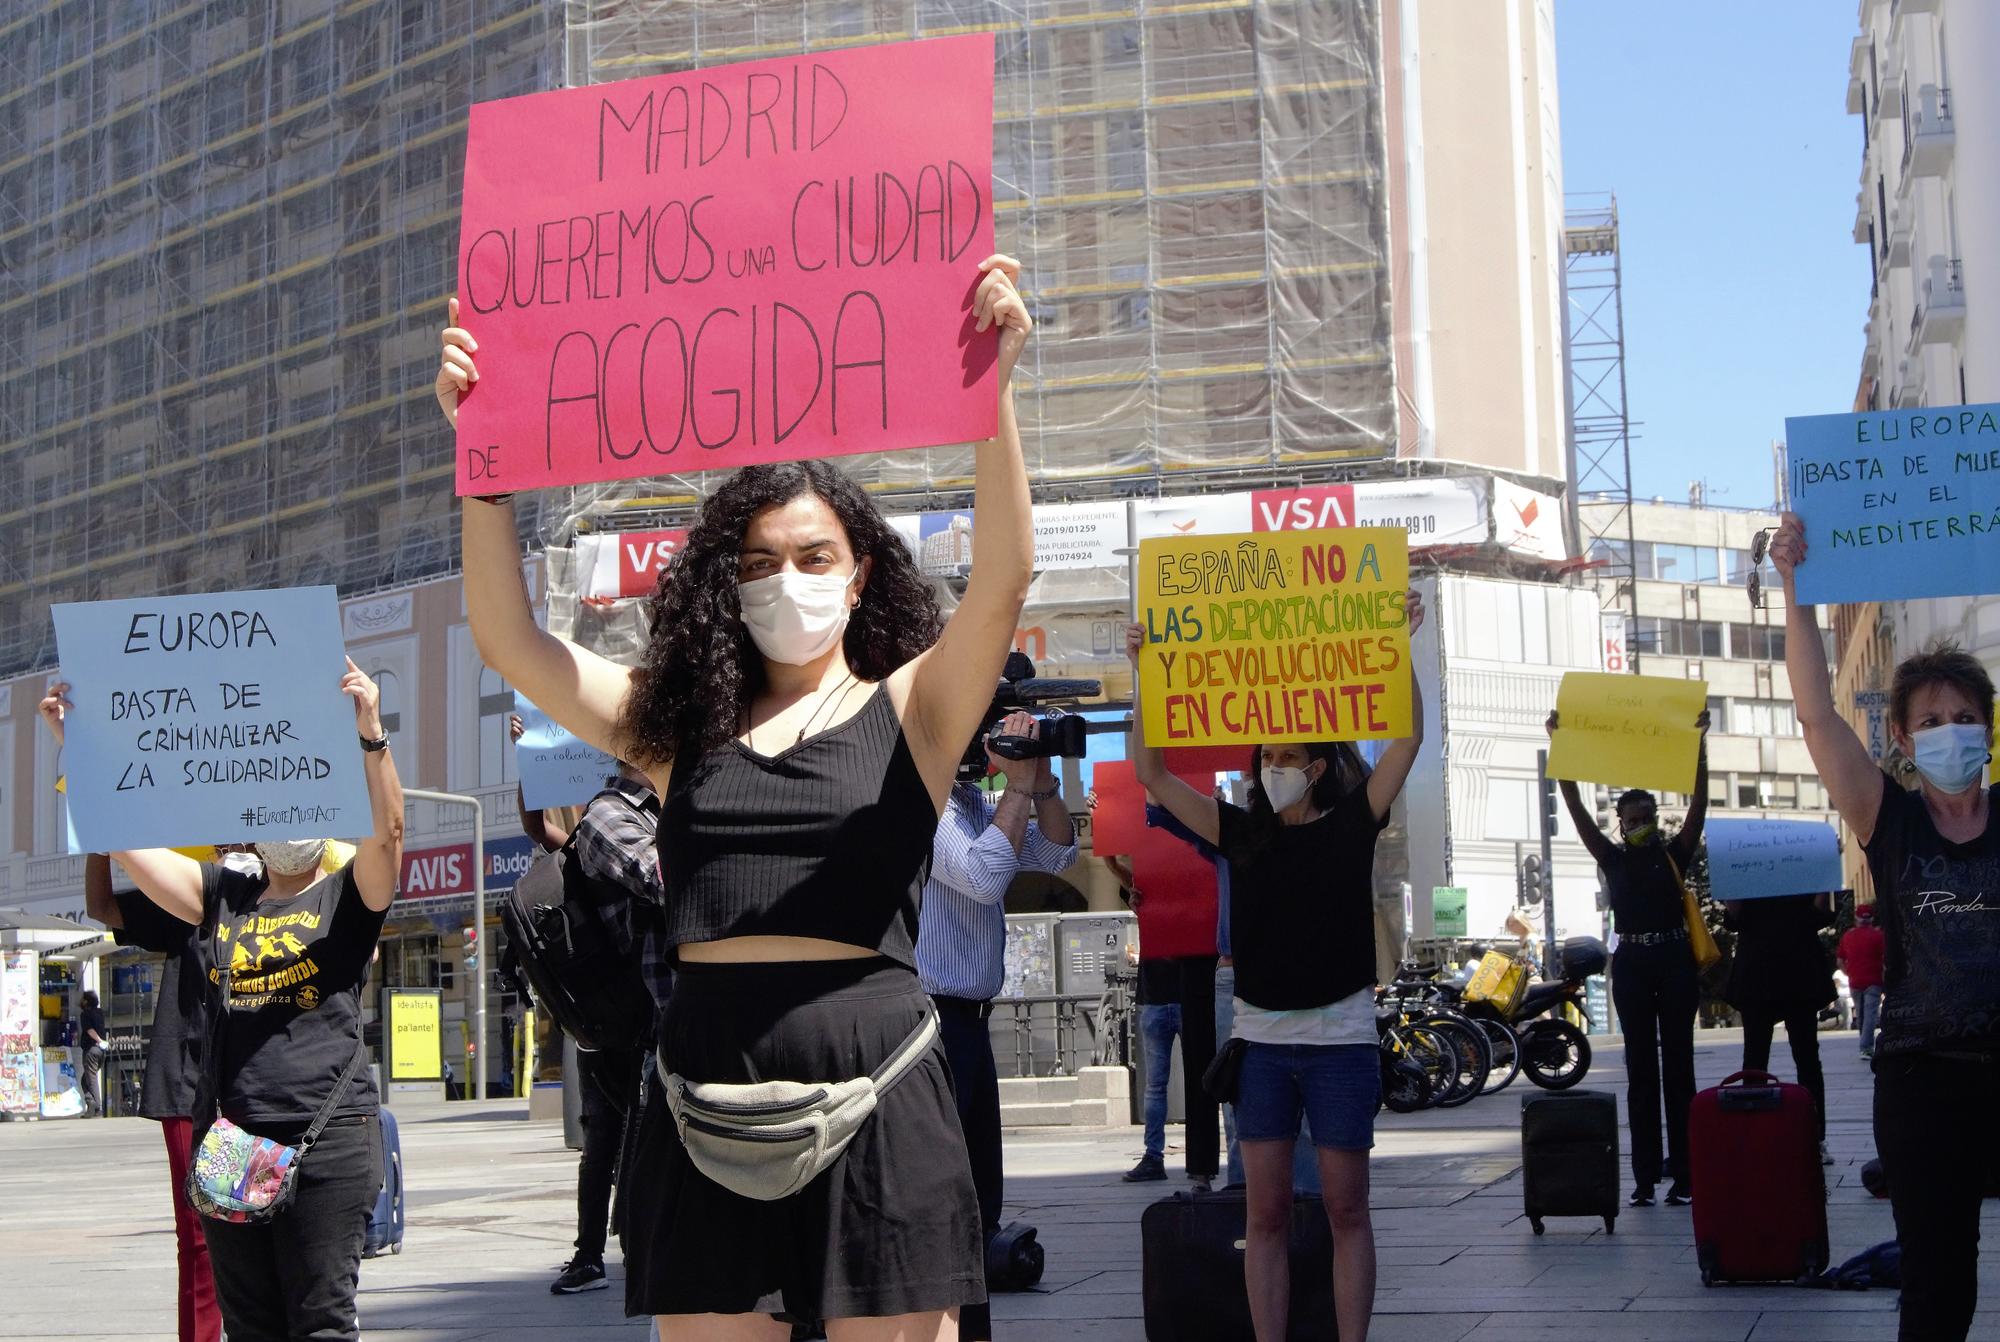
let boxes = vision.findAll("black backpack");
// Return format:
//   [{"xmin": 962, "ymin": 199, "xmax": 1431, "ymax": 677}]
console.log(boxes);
[{"xmin": 500, "ymin": 827, "xmax": 656, "ymax": 1052}]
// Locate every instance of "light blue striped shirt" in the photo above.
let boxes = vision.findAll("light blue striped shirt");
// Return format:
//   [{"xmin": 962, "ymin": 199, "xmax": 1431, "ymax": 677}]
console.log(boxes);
[{"xmin": 917, "ymin": 783, "xmax": 1079, "ymax": 1000}]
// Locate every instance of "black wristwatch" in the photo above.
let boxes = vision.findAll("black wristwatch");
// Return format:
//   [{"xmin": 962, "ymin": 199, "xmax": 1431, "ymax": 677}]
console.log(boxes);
[{"xmin": 359, "ymin": 732, "xmax": 391, "ymax": 753}]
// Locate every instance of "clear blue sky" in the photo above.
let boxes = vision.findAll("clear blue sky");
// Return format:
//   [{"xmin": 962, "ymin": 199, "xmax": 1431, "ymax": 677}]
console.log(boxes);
[{"xmin": 1556, "ymin": 0, "xmax": 1869, "ymax": 508}]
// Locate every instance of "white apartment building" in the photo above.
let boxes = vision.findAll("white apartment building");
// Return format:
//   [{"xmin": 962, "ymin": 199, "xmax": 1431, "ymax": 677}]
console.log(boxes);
[
  {"xmin": 1581, "ymin": 500, "xmax": 1837, "ymax": 828},
  {"xmin": 1845, "ymin": 1, "xmax": 2000, "ymax": 672}
]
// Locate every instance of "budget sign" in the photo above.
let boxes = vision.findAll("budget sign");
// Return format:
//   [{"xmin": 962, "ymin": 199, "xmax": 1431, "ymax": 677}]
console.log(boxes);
[
  {"xmin": 453, "ymin": 34, "xmax": 997, "ymax": 494},
  {"xmin": 1137, "ymin": 527, "xmax": 1413, "ymax": 747},
  {"xmin": 51, "ymin": 588, "xmax": 372, "ymax": 852},
  {"xmin": 1787, "ymin": 403, "xmax": 2000, "ymax": 604}
]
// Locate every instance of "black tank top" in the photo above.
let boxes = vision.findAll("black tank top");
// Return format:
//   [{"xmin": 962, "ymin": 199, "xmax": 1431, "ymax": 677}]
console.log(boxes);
[{"xmin": 658, "ymin": 686, "xmax": 937, "ymax": 967}]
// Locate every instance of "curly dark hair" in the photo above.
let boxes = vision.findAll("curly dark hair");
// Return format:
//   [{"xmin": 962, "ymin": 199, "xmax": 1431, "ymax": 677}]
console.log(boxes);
[
  {"xmin": 1244, "ymin": 741, "xmax": 1372, "ymax": 816},
  {"xmin": 618, "ymin": 460, "xmax": 943, "ymax": 768}
]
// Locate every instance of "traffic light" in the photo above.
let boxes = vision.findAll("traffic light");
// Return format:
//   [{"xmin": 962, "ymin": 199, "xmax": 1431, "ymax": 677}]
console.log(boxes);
[
  {"xmin": 1594, "ymin": 785, "xmax": 1615, "ymax": 832},
  {"xmin": 1520, "ymin": 854, "xmax": 1545, "ymax": 906},
  {"xmin": 1539, "ymin": 775, "xmax": 1560, "ymax": 838},
  {"xmin": 463, "ymin": 925, "xmax": 478, "ymax": 972}
]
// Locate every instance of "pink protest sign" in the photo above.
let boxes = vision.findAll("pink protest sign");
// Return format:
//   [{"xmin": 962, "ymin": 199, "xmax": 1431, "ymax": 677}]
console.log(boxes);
[{"xmin": 454, "ymin": 34, "xmax": 997, "ymax": 495}]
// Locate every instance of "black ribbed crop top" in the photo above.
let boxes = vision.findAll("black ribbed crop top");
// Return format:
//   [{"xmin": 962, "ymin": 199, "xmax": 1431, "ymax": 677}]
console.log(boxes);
[{"xmin": 658, "ymin": 686, "xmax": 938, "ymax": 967}]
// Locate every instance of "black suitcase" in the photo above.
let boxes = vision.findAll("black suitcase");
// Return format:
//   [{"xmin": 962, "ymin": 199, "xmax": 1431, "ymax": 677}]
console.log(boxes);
[
  {"xmin": 1140, "ymin": 1187, "xmax": 1336, "ymax": 1342},
  {"xmin": 1521, "ymin": 1088, "xmax": 1618, "ymax": 1235}
]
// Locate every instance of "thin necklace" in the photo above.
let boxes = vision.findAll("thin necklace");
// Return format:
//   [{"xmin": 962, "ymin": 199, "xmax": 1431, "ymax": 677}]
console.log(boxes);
[{"xmin": 796, "ymin": 671, "xmax": 861, "ymax": 743}]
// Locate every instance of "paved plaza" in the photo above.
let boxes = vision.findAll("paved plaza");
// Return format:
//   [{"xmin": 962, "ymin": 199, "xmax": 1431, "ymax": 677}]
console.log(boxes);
[{"xmin": 5, "ymin": 1030, "xmax": 1995, "ymax": 1341}]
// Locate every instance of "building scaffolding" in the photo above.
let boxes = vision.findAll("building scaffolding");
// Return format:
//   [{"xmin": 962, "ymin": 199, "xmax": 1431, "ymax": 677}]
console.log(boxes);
[
  {"xmin": 554, "ymin": 0, "xmax": 1395, "ymax": 534},
  {"xmin": 0, "ymin": 1, "xmax": 562, "ymax": 676},
  {"xmin": 1562, "ymin": 192, "xmax": 1636, "ymax": 631}
]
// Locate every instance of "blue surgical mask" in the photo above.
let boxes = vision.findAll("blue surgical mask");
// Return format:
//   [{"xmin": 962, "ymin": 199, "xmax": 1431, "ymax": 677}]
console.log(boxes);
[{"xmin": 1911, "ymin": 723, "xmax": 1992, "ymax": 795}]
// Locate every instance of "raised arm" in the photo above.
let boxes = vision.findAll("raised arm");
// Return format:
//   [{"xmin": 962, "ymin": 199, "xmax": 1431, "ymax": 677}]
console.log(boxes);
[
  {"xmin": 1671, "ymin": 725, "xmax": 1711, "ymax": 864},
  {"xmin": 343, "ymin": 659, "xmax": 404, "ymax": 913},
  {"xmin": 83, "ymin": 854, "xmax": 121, "ymax": 931},
  {"xmin": 1769, "ymin": 513, "xmax": 1886, "ymax": 844},
  {"xmin": 1123, "ymin": 623, "xmax": 1222, "ymax": 847},
  {"xmin": 1365, "ymin": 589, "xmax": 1428, "ymax": 823},
  {"xmin": 897, "ymin": 257, "xmax": 1037, "ymax": 798},
  {"xmin": 438, "ymin": 297, "xmax": 640, "ymax": 762},
  {"xmin": 40, "ymin": 682, "xmax": 204, "ymax": 922},
  {"xmin": 1546, "ymin": 708, "xmax": 1620, "ymax": 866}
]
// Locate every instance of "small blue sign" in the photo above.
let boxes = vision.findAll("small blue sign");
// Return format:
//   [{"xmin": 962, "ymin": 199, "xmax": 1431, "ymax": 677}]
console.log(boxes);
[
  {"xmin": 1705, "ymin": 818, "xmax": 1844, "ymax": 902},
  {"xmin": 514, "ymin": 692, "xmax": 617, "ymax": 810}
]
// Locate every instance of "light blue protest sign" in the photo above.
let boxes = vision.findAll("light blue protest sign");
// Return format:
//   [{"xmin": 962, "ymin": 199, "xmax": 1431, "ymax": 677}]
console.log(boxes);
[
  {"xmin": 514, "ymin": 692, "xmax": 617, "ymax": 810},
  {"xmin": 51, "ymin": 587, "xmax": 371, "ymax": 852},
  {"xmin": 1705, "ymin": 818, "xmax": 1844, "ymax": 902},
  {"xmin": 1787, "ymin": 403, "xmax": 2000, "ymax": 604}
]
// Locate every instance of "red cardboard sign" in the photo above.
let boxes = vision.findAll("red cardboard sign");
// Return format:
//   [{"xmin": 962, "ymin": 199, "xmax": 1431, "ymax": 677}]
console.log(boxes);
[
  {"xmin": 1130, "ymin": 824, "xmax": 1219, "ymax": 960},
  {"xmin": 454, "ymin": 34, "xmax": 998, "ymax": 494},
  {"xmin": 1089, "ymin": 761, "xmax": 1146, "ymax": 857}
]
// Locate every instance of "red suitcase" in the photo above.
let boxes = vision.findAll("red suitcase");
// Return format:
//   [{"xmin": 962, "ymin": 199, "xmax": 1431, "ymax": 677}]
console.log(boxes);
[{"xmin": 1690, "ymin": 1070, "xmax": 1828, "ymax": 1285}]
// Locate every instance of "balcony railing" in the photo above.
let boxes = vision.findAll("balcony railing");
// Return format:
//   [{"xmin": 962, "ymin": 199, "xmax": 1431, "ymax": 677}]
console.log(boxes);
[
  {"xmin": 1902, "ymin": 85, "xmax": 1954, "ymax": 178},
  {"xmin": 1910, "ymin": 256, "xmax": 1966, "ymax": 351}
]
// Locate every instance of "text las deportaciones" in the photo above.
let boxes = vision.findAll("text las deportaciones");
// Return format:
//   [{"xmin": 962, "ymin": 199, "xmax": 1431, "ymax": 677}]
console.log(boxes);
[{"xmin": 1138, "ymin": 528, "xmax": 1414, "ymax": 748}]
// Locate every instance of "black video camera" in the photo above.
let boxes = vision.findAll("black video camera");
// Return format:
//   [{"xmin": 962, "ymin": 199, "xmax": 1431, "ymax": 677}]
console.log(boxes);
[{"xmin": 958, "ymin": 651, "xmax": 1104, "ymax": 782}]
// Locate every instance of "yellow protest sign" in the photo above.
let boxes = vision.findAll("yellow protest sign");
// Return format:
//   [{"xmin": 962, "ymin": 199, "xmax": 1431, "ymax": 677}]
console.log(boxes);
[
  {"xmin": 388, "ymin": 991, "xmax": 442, "ymax": 1080},
  {"xmin": 1546, "ymin": 672, "xmax": 1709, "ymax": 794},
  {"xmin": 1138, "ymin": 527, "xmax": 1412, "ymax": 747}
]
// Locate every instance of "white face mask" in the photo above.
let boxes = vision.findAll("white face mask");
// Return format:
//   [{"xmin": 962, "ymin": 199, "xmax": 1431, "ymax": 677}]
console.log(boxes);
[
  {"xmin": 1260, "ymin": 765, "xmax": 1315, "ymax": 812},
  {"xmin": 738, "ymin": 569, "xmax": 858, "ymax": 666},
  {"xmin": 254, "ymin": 839, "xmax": 327, "ymax": 878}
]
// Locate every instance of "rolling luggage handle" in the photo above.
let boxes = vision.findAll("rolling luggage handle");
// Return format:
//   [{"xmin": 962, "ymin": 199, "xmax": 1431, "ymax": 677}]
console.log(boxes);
[{"xmin": 1715, "ymin": 1070, "xmax": 1784, "ymax": 1114}]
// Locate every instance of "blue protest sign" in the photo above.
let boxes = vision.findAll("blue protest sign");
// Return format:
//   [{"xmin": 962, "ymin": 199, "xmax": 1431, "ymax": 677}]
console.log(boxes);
[
  {"xmin": 1705, "ymin": 818, "xmax": 1844, "ymax": 902},
  {"xmin": 514, "ymin": 692, "xmax": 617, "ymax": 810},
  {"xmin": 51, "ymin": 588, "xmax": 372, "ymax": 852},
  {"xmin": 1787, "ymin": 403, "xmax": 2000, "ymax": 604}
]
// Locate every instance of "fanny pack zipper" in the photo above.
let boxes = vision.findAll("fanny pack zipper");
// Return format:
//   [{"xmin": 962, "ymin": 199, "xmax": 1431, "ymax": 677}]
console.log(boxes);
[
  {"xmin": 682, "ymin": 1113, "xmax": 815, "ymax": 1143},
  {"xmin": 678, "ymin": 1084, "xmax": 829, "ymax": 1120}
]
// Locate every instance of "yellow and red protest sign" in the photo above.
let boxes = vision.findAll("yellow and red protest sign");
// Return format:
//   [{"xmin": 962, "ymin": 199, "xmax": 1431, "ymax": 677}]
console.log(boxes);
[
  {"xmin": 1137, "ymin": 528, "xmax": 1412, "ymax": 747},
  {"xmin": 1546, "ymin": 671, "xmax": 1709, "ymax": 794}
]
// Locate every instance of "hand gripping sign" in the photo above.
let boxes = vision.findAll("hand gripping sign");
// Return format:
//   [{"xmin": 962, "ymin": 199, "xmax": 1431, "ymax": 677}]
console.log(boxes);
[{"xmin": 453, "ymin": 34, "xmax": 997, "ymax": 494}]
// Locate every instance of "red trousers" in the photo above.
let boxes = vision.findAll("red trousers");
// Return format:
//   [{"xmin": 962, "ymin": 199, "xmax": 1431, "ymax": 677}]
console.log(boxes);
[{"xmin": 159, "ymin": 1117, "xmax": 223, "ymax": 1342}]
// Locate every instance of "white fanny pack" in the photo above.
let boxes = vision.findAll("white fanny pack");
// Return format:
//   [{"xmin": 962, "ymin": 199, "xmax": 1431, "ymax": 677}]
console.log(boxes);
[{"xmin": 659, "ymin": 1006, "xmax": 939, "ymax": 1201}]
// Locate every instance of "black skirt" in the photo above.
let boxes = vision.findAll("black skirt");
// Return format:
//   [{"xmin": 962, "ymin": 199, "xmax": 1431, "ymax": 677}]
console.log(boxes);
[{"xmin": 625, "ymin": 958, "xmax": 985, "ymax": 1321}]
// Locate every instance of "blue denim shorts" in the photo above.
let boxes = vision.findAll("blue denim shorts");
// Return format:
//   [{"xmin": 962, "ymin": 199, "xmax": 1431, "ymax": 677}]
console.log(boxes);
[{"xmin": 1233, "ymin": 1042, "xmax": 1378, "ymax": 1151}]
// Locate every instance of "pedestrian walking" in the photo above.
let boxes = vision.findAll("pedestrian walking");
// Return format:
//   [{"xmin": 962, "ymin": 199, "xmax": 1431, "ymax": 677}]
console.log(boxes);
[
  {"xmin": 1124, "ymin": 592, "xmax": 1427, "ymax": 1342},
  {"xmin": 1722, "ymin": 892, "xmax": 1835, "ymax": 1163},
  {"xmin": 439, "ymin": 254, "xmax": 1034, "ymax": 1340},
  {"xmin": 917, "ymin": 711, "xmax": 1079, "ymax": 1340},
  {"xmin": 1836, "ymin": 903, "xmax": 1885, "ymax": 1058},
  {"xmin": 551, "ymin": 762, "xmax": 664, "ymax": 1297},
  {"xmin": 1548, "ymin": 708, "xmax": 1711, "ymax": 1208},
  {"xmin": 1770, "ymin": 512, "xmax": 1998, "ymax": 1342},
  {"xmin": 45, "ymin": 660, "xmax": 405, "ymax": 1342},
  {"xmin": 76, "ymin": 989, "xmax": 109, "ymax": 1117}
]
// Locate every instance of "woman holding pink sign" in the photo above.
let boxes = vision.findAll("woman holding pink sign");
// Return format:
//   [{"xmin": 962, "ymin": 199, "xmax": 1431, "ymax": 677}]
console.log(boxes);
[
  {"xmin": 1770, "ymin": 512, "xmax": 1998, "ymax": 1342},
  {"xmin": 439, "ymin": 255, "xmax": 1033, "ymax": 1341}
]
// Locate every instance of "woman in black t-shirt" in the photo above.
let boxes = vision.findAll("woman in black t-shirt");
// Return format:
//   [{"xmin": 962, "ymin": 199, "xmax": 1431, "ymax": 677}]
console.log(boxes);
[
  {"xmin": 1546, "ymin": 710, "xmax": 1710, "ymax": 1208},
  {"xmin": 1770, "ymin": 513, "xmax": 1998, "ymax": 1342},
  {"xmin": 43, "ymin": 661, "xmax": 405, "ymax": 1342},
  {"xmin": 439, "ymin": 259, "xmax": 1034, "ymax": 1339},
  {"xmin": 1126, "ymin": 593, "xmax": 1427, "ymax": 1342}
]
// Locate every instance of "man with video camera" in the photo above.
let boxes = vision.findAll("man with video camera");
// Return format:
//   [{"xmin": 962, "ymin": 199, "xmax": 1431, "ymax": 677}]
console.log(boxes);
[{"xmin": 918, "ymin": 676, "xmax": 1081, "ymax": 1339}]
